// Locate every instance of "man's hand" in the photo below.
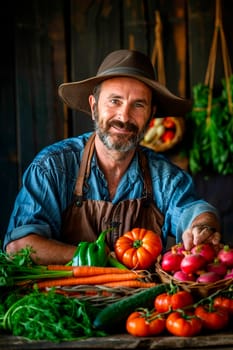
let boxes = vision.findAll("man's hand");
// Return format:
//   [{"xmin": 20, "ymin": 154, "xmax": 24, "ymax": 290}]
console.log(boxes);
[{"xmin": 182, "ymin": 212, "xmax": 221, "ymax": 251}]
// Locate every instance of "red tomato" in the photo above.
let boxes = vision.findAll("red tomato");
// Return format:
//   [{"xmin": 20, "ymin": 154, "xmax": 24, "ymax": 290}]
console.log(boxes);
[
  {"xmin": 114, "ymin": 228, "xmax": 162, "ymax": 269},
  {"xmin": 148, "ymin": 312, "xmax": 166, "ymax": 336},
  {"xmin": 213, "ymin": 296, "xmax": 233, "ymax": 315},
  {"xmin": 195, "ymin": 305, "xmax": 229, "ymax": 330},
  {"xmin": 126, "ymin": 311, "xmax": 150, "ymax": 336},
  {"xmin": 126, "ymin": 310, "xmax": 166, "ymax": 337},
  {"xmin": 149, "ymin": 118, "xmax": 156, "ymax": 128},
  {"xmin": 154, "ymin": 290, "xmax": 194, "ymax": 313},
  {"xmin": 162, "ymin": 117, "xmax": 176, "ymax": 129},
  {"xmin": 161, "ymin": 130, "xmax": 175, "ymax": 143},
  {"xmin": 166, "ymin": 311, "xmax": 202, "ymax": 337}
]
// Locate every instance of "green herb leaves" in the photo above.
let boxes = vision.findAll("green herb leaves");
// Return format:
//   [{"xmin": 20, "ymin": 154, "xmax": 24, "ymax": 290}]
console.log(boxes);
[
  {"xmin": 0, "ymin": 248, "xmax": 106, "ymax": 342},
  {"xmin": 187, "ymin": 76, "xmax": 233, "ymax": 175},
  {"xmin": 0, "ymin": 289, "xmax": 105, "ymax": 341}
]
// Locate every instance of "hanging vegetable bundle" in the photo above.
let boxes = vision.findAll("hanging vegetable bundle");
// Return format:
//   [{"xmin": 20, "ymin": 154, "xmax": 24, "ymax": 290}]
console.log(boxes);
[
  {"xmin": 188, "ymin": 0, "xmax": 233, "ymax": 175},
  {"xmin": 141, "ymin": 116, "xmax": 185, "ymax": 152},
  {"xmin": 188, "ymin": 77, "xmax": 233, "ymax": 175},
  {"xmin": 141, "ymin": 11, "xmax": 185, "ymax": 153}
]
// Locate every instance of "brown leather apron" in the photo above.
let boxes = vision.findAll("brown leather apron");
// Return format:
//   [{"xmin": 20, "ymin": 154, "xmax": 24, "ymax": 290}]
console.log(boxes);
[{"xmin": 61, "ymin": 133, "xmax": 164, "ymax": 250}]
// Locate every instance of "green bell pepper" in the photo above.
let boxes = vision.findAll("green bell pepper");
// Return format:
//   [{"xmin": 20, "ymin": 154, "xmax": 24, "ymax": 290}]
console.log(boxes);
[{"xmin": 71, "ymin": 229, "xmax": 109, "ymax": 267}]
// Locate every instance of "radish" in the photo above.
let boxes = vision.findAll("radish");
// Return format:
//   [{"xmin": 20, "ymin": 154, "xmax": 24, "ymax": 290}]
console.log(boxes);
[
  {"xmin": 173, "ymin": 270, "xmax": 196, "ymax": 282},
  {"xmin": 217, "ymin": 245, "xmax": 233, "ymax": 267},
  {"xmin": 180, "ymin": 253, "xmax": 206, "ymax": 274},
  {"xmin": 207, "ymin": 259, "xmax": 227, "ymax": 276},
  {"xmin": 224, "ymin": 272, "xmax": 233, "ymax": 280},
  {"xmin": 196, "ymin": 271, "xmax": 221, "ymax": 283},
  {"xmin": 191, "ymin": 243, "xmax": 216, "ymax": 263},
  {"xmin": 161, "ymin": 250, "xmax": 183, "ymax": 273},
  {"xmin": 172, "ymin": 243, "xmax": 186, "ymax": 255}
]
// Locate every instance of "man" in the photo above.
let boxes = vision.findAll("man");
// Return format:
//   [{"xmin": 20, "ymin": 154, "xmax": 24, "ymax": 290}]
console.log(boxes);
[{"xmin": 4, "ymin": 49, "xmax": 221, "ymax": 265}]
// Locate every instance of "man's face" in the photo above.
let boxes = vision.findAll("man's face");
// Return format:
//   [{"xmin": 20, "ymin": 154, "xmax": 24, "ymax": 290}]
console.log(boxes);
[{"xmin": 89, "ymin": 77, "xmax": 155, "ymax": 152}]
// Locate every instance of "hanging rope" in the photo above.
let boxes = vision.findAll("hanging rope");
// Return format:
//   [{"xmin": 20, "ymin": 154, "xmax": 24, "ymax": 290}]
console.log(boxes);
[
  {"xmin": 204, "ymin": 0, "xmax": 232, "ymax": 119},
  {"xmin": 151, "ymin": 11, "xmax": 166, "ymax": 85},
  {"xmin": 142, "ymin": 10, "xmax": 185, "ymax": 156}
]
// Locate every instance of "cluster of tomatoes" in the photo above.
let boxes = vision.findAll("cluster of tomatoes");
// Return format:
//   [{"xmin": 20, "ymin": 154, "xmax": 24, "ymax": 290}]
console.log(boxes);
[
  {"xmin": 126, "ymin": 287, "xmax": 233, "ymax": 337},
  {"xmin": 160, "ymin": 242, "xmax": 233, "ymax": 283}
]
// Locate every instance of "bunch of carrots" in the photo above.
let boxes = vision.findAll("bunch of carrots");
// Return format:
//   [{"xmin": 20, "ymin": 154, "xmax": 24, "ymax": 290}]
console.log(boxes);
[
  {"xmin": 33, "ymin": 265, "xmax": 156, "ymax": 290},
  {"xmin": 0, "ymin": 246, "xmax": 156, "ymax": 290}
]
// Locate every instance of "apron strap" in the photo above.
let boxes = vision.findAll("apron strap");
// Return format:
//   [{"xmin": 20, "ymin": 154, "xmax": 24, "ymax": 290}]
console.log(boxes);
[
  {"xmin": 138, "ymin": 148, "xmax": 153, "ymax": 198},
  {"xmin": 74, "ymin": 132, "xmax": 96, "ymax": 205},
  {"xmin": 74, "ymin": 133, "xmax": 153, "ymax": 204}
]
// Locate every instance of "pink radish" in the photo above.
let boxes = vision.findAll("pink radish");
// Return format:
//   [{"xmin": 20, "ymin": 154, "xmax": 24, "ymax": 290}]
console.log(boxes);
[
  {"xmin": 180, "ymin": 254, "xmax": 206, "ymax": 274},
  {"xmin": 196, "ymin": 271, "xmax": 221, "ymax": 283},
  {"xmin": 217, "ymin": 245, "xmax": 233, "ymax": 267}
]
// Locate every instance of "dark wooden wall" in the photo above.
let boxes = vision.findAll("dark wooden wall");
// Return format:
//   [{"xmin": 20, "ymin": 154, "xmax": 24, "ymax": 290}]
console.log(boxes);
[{"xmin": 1, "ymin": 0, "xmax": 233, "ymax": 243}]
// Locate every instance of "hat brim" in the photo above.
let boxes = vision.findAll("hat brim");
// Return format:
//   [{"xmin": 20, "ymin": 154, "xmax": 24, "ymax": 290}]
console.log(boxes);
[{"xmin": 58, "ymin": 74, "xmax": 192, "ymax": 117}]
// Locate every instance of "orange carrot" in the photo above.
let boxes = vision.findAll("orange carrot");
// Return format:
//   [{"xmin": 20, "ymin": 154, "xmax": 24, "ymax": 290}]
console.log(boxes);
[
  {"xmin": 47, "ymin": 265, "xmax": 73, "ymax": 271},
  {"xmin": 47, "ymin": 265, "xmax": 130, "ymax": 277},
  {"xmin": 34, "ymin": 272, "xmax": 144, "ymax": 289},
  {"xmin": 102, "ymin": 281, "xmax": 157, "ymax": 288}
]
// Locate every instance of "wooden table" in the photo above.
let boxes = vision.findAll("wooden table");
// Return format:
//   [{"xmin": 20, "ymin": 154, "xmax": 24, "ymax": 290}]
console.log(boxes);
[{"xmin": 2, "ymin": 332, "xmax": 233, "ymax": 350}]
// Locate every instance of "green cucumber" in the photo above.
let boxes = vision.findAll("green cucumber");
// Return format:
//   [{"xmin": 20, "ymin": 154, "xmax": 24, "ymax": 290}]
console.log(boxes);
[{"xmin": 93, "ymin": 283, "xmax": 168, "ymax": 331}]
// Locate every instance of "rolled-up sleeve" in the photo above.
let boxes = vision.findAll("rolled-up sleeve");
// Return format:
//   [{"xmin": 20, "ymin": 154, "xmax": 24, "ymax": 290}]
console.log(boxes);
[
  {"xmin": 3, "ymin": 163, "xmax": 63, "ymax": 250},
  {"xmin": 3, "ymin": 136, "xmax": 83, "ymax": 250}
]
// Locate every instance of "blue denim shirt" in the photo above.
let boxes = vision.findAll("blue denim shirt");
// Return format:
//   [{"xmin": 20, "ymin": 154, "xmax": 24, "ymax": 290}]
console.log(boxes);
[{"xmin": 3, "ymin": 132, "xmax": 218, "ymax": 250}]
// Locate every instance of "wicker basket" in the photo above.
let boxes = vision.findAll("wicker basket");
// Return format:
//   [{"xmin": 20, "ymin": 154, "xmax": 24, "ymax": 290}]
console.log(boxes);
[
  {"xmin": 155, "ymin": 259, "xmax": 233, "ymax": 297},
  {"xmin": 50, "ymin": 285, "xmax": 154, "ymax": 307},
  {"xmin": 141, "ymin": 116, "xmax": 185, "ymax": 152}
]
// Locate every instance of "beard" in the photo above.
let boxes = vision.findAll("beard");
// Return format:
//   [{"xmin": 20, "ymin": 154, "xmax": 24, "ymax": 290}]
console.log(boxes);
[{"xmin": 94, "ymin": 115, "xmax": 148, "ymax": 152}]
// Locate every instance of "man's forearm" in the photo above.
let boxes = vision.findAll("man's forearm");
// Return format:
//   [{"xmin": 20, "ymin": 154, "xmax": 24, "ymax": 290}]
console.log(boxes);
[{"xmin": 6, "ymin": 234, "xmax": 76, "ymax": 265}]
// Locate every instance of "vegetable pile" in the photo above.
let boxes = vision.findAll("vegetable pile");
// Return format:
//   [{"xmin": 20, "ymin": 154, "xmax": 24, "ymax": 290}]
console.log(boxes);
[
  {"xmin": 0, "ymin": 227, "xmax": 162, "ymax": 342},
  {"xmin": 144, "ymin": 117, "xmax": 176, "ymax": 144},
  {"xmin": 0, "ymin": 228, "xmax": 162, "ymax": 292},
  {"xmin": 187, "ymin": 76, "xmax": 233, "ymax": 175},
  {"xmin": 1, "ymin": 233, "xmax": 233, "ymax": 341},
  {"xmin": 0, "ymin": 246, "xmax": 155, "ymax": 291},
  {"xmin": 141, "ymin": 116, "xmax": 184, "ymax": 152},
  {"xmin": 93, "ymin": 280, "xmax": 233, "ymax": 337},
  {"xmin": 0, "ymin": 247, "xmax": 107, "ymax": 341},
  {"xmin": 158, "ymin": 242, "xmax": 233, "ymax": 283},
  {"xmin": 124, "ymin": 283, "xmax": 233, "ymax": 337},
  {"xmin": 0, "ymin": 243, "xmax": 157, "ymax": 341}
]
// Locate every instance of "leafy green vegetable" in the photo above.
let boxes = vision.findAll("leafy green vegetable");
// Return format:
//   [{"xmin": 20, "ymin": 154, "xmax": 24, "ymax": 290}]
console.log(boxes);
[
  {"xmin": 0, "ymin": 246, "xmax": 76, "ymax": 287},
  {"xmin": 0, "ymin": 247, "xmax": 133, "ymax": 341},
  {"xmin": 0, "ymin": 289, "xmax": 105, "ymax": 342},
  {"xmin": 0, "ymin": 248, "xmax": 106, "ymax": 341},
  {"xmin": 187, "ymin": 76, "xmax": 233, "ymax": 175}
]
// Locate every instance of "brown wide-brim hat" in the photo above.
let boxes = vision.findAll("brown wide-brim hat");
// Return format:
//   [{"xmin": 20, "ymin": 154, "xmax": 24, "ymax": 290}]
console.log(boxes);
[{"xmin": 58, "ymin": 49, "xmax": 192, "ymax": 117}]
